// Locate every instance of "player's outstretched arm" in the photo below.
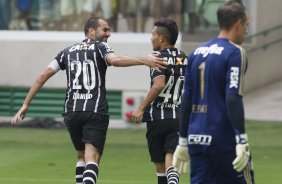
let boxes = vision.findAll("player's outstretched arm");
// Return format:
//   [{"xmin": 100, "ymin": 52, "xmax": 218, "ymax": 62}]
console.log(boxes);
[
  {"xmin": 106, "ymin": 53, "xmax": 167, "ymax": 71},
  {"xmin": 11, "ymin": 67, "xmax": 56, "ymax": 124}
]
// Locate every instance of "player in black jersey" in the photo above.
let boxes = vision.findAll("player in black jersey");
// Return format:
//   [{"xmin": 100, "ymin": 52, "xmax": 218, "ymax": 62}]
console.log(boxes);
[
  {"xmin": 132, "ymin": 18, "xmax": 187, "ymax": 184},
  {"xmin": 11, "ymin": 17, "xmax": 166, "ymax": 184}
]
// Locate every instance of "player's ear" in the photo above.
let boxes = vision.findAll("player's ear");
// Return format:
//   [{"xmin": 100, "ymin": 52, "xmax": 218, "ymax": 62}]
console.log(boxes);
[
  {"xmin": 159, "ymin": 35, "xmax": 165, "ymax": 43},
  {"xmin": 88, "ymin": 28, "xmax": 95, "ymax": 37},
  {"xmin": 235, "ymin": 19, "xmax": 243, "ymax": 31}
]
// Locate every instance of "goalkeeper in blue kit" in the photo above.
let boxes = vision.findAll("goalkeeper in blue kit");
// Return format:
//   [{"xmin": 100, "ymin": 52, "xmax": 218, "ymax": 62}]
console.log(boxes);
[{"xmin": 173, "ymin": 1, "xmax": 255, "ymax": 184}]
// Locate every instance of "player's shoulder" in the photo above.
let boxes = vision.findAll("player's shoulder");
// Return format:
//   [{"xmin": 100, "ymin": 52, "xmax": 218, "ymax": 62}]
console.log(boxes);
[
  {"xmin": 159, "ymin": 47, "xmax": 187, "ymax": 57},
  {"xmin": 196, "ymin": 38, "xmax": 244, "ymax": 56},
  {"xmin": 215, "ymin": 38, "xmax": 245, "ymax": 52},
  {"xmin": 227, "ymin": 40, "xmax": 246, "ymax": 54},
  {"xmin": 96, "ymin": 41, "xmax": 114, "ymax": 52}
]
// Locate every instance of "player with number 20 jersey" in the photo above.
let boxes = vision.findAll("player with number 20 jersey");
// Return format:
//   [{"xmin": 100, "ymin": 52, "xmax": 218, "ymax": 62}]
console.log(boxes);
[{"xmin": 55, "ymin": 39, "xmax": 114, "ymax": 115}]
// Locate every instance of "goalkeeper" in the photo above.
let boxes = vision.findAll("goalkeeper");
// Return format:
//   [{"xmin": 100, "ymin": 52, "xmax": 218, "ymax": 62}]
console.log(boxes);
[{"xmin": 173, "ymin": 1, "xmax": 255, "ymax": 183}]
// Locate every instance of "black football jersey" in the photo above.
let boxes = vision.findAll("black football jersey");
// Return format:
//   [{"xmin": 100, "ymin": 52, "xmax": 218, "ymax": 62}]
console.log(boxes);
[
  {"xmin": 55, "ymin": 39, "xmax": 114, "ymax": 114},
  {"xmin": 142, "ymin": 48, "xmax": 188, "ymax": 122}
]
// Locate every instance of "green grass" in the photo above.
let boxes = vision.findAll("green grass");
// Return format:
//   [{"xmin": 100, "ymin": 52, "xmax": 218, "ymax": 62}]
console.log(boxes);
[{"xmin": 0, "ymin": 120, "xmax": 282, "ymax": 184}]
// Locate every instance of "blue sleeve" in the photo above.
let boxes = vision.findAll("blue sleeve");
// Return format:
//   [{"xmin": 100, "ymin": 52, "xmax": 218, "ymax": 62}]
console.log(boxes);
[
  {"xmin": 225, "ymin": 47, "xmax": 247, "ymax": 96},
  {"xmin": 226, "ymin": 94, "xmax": 245, "ymax": 135},
  {"xmin": 179, "ymin": 59, "xmax": 192, "ymax": 138},
  {"xmin": 225, "ymin": 47, "xmax": 247, "ymax": 135}
]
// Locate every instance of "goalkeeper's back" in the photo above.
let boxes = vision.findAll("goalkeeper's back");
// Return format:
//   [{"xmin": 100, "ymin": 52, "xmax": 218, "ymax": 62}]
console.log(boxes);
[{"xmin": 184, "ymin": 37, "xmax": 247, "ymax": 154}]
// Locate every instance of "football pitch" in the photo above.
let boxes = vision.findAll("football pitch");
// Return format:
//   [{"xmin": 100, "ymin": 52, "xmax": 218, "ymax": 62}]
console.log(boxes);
[{"xmin": 0, "ymin": 120, "xmax": 282, "ymax": 184}]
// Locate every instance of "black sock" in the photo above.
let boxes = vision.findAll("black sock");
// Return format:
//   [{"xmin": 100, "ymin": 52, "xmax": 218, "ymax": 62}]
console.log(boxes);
[
  {"xmin": 166, "ymin": 166, "xmax": 179, "ymax": 184},
  {"xmin": 157, "ymin": 172, "xmax": 167, "ymax": 184},
  {"xmin": 83, "ymin": 162, "xmax": 99, "ymax": 184},
  {"xmin": 75, "ymin": 161, "xmax": 85, "ymax": 184}
]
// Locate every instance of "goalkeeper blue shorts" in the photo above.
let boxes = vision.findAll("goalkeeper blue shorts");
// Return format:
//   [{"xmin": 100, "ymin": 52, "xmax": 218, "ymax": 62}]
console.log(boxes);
[{"xmin": 190, "ymin": 151, "xmax": 254, "ymax": 184}]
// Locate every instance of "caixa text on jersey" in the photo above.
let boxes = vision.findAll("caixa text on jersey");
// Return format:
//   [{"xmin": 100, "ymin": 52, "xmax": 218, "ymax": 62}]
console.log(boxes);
[
  {"xmin": 163, "ymin": 57, "xmax": 188, "ymax": 65},
  {"xmin": 69, "ymin": 43, "xmax": 95, "ymax": 52}
]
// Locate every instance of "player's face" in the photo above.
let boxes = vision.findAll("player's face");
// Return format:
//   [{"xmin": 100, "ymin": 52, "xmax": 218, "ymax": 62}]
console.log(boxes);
[
  {"xmin": 95, "ymin": 19, "xmax": 111, "ymax": 42},
  {"xmin": 236, "ymin": 15, "xmax": 249, "ymax": 44},
  {"xmin": 151, "ymin": 27, "xmax": 161, "ymax": 51}
]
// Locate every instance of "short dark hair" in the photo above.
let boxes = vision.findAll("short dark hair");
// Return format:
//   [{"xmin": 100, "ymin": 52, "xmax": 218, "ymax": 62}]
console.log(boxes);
[
  {"xmin": 154, "ymin": 18, "xmax": 178, "ymax": 45},
  {"xmin": 217, "ymin": 1, "xmax": 246, "ymax": 31},
  {"xmin": 84, "ymin": 17, "xmax": 101, "ymax": 36}
]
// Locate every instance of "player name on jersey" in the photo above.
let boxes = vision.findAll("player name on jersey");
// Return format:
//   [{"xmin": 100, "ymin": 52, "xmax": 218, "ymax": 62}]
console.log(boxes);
[
  {"xmin": 157, "ymin": 102, "xmax": 179, "ymax": 108},
  {"xmin": 192, "ymin": 104, "xmax": 207, "ymax": 113},
  {"xmin": 73, "ymin": 92, "xmax": 93, "ymax": 100}
]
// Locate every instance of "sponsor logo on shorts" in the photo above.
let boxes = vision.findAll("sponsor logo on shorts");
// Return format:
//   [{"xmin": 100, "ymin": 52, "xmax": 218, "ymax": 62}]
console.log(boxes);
[{"xmin": 188, "ymin": 134, "xmax": 212, "ymax": 145}]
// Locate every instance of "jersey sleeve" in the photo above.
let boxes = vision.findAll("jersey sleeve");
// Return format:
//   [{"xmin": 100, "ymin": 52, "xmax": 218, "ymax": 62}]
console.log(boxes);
[
  {"xmin": 225, "ymin": 47, "xmax": 247, "ymax": 135},
  {"xmin": 54, "ymin": 49, "xmax": 67, "ymax": 70},
  {"xmin": 150, "ymin": 51, "xmax": 165, "ymax": 80},
  {"xmin": 151, "ymin": 68, "xmax": 165, "ymax": 81},
  {"xmin": 97, "ymin": 42, "xmax": 115, "ymax": 66},
  {"xmin": 225, "ymin": 47, "xmax": 247, "ymax": 96},
  {"xmin": 179, "ymin": 56, "xmax": 193, "ymax": 138}
]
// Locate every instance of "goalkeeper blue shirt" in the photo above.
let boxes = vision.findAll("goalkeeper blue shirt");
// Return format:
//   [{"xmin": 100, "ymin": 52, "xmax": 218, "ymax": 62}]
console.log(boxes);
[{"xmin": 182, "ymin": 38, "xmax": 248, "ymax": 154}]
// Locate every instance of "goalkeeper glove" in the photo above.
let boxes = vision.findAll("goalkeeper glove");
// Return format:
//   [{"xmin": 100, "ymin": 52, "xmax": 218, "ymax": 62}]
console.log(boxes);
[
  {"xmin": 232, "ymin": 134, "xmax": 250, "ymax": 172},
  {"xmin": 173, "ymin": 137, "xmax": 189, "ymax": 174}
]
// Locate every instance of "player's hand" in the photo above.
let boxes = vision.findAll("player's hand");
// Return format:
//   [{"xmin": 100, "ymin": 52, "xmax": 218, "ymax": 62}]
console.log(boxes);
[
  {"xmin": 11, "ymin": 104, "xmax": 28, "ymax": 124},
  {"xmin": 145, "ymin": 55, "xmax": 167, "ymax": 72},
  {"xmin": 232, "ymin": 134, "xmax": 250, "ymax": 172},
  {"xmin": 131, "ymin": 108, "xmax": 144, "ymax": 124},
  {"xmin": 232, "ymin": 143, "xmax": 250, "ymax": 172},
  {"xmin": 173, "ymin": 137, "xmax": 189, "ymax": 174},
  {"xmin": 151, "ymin": 51, "xmax": 161, "ymax": 57}
]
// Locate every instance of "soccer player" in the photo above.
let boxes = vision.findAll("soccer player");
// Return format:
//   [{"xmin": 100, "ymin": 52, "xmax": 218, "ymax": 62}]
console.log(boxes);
[
  {"xmin": 173, "ymin": 1, "xmax": 255, "ymax": 184},
  {"xmin": 11, "ymin": 17, "xmax": 166, "ymax": 184},
  {"xmin": 131, "ymin": 18, "xmax": 187, "ymax": 184}
]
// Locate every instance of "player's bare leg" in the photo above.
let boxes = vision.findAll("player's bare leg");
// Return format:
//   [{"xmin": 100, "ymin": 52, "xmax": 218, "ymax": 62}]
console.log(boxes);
[{"xmin": 83, "ymin": 143, "xmax": 101, "ymax": 184}]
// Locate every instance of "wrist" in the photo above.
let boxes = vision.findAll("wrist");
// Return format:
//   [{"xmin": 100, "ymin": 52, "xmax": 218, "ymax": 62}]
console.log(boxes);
[
  {"xmin": 179, "ymin": 137, "xmax": 188, "ymax": 146},
  {"xmin": 236, "ymin": 133, "xmax": 248, "ymax": 144}
]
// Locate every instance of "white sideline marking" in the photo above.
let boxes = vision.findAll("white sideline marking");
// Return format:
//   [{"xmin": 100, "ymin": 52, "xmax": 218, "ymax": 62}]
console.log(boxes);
[{"xmin": 0, "ymin": 178, "xmax": 154, "ymax": 184}]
